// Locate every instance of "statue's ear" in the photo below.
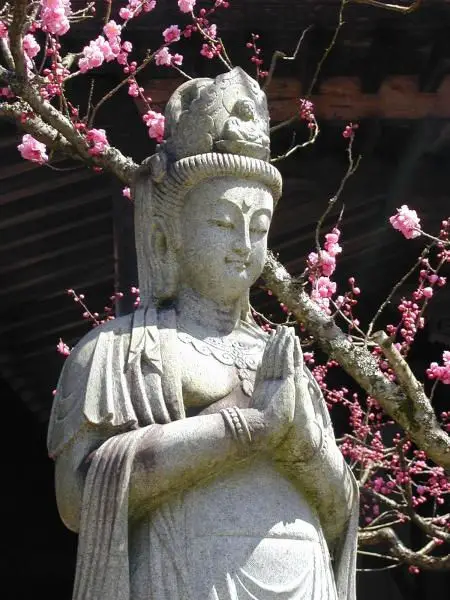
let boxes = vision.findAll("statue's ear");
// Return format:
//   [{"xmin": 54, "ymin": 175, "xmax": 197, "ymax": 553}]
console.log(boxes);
[{"xmin": 150, "ymin": 217, "xmax": 179, "ymax": 301}]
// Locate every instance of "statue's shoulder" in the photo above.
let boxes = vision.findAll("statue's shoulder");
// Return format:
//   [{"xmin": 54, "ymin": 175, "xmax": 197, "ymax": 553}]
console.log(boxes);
[
  {"xmin": 65, "ymin": 313, "xmax": 134, "ymax": 371},
  {"xmin": 47, "ymin": 313, "xmax": 137, "ymax": 458}
]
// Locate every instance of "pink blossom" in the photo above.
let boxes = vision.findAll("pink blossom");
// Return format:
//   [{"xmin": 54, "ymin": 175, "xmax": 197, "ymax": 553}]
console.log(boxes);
[
  {"xmin": 319, "ymin": 250, "xmax": 336, "ymax": 277},
  {"xmin": 389, "ymin": 205, "xmax": 421, "ymax": 239},
  {"xmin": 308, "ymin": 251, "xmax": 319, "ymax": 267},
  {"xmin": 143, "ymin": 110, "xmax": 165, "ymax": 142},
  {"xmin": 23, "ymin": 34, "xmax": 40, "ymax": 59},
  {"xmin": 427, "ymin": 352, "xmax": 450, "ymax": 385},
  {"xmin": 56, "ymin": 338, "xmax": 71, "ymax": 357},
  {"xmin": 79, "ymin": 39, "xmax": 104, "ymax": 72},
  {"xmin": 163, "ymin": 25, "xmax": 181, "ymax": 44},
  {"xmin": 316, "ymin": 276, "xmax": 337, "ymax": 298},
  {"xmin": 143, "ymin": 0, "xmax": 157, "ymax": 11},
  {"xmin": 205, "ymin": 24, "xmax": 217, "ymax": 39},
  {"xmin": 200, "ymin": 43, "xmax": 216, "ymax": 59},
  {"xmin": 119, "ymin": 0, "xmax": 156, "ymax": 20},
  {"xmin": 128, "ymin": 81, "xmax": 142, "ymax": 97},
  {"xmin": 310, "ymin": 290, "xmax": 331, "ymax": 314},
  {"xmin": 422, "ymin": 286, "xmax": 433, "ymax": 299},
  {"xmin": 122, "ymin": 40, "xmax": 133, "ymax": 53},
  {"xmin": 96, "ymin": 36, "xmax": 118, "ymax": 62},
  {"xmin": 172, "ymin": 53, "xmax": 183, "ymax": 66},
  {"xmin": 0, "ymin": 87, "xmax": 14, "ymax": 98},
  {"xmin": 155, "ymin": 47, "xmax": 173, "ymax": 66},
  {"xmin": 117, "ymin": 51, "xmax": 128, "ymax": 65},
  {"xmin": 17, "ymin": 134, "xmax": 48, "ymax": 164},
  {"xmin": 0, "ymin": 21, "xmax": 7, "ymax": 39},
  {"xmin": 178, "ymin": 0, "xmax": 196, "ymax": 12},
  {"xmin": 86, "ymin": 128, "xmax": 109, "ymax": 156},
  {"xmin": 103, "ymin": 20, "xmax": 121, "ymax": 40},
  {"xmin": 324, "ymin": 229, "xmax": 342, "ymax": 257},
  {"xmin": 41, "ymin": 0, "xmax": 71, "ymax": 36},
  {"xmin": 119, "ymin": 7, "xmax": 133, "ymax": 20},
  {"xmin": 78, "ymin": 35, "xmax": 121, "ymax": 73},
  {"xmin": 122, "ymin": 187, "xmax": 131, "ymax": 199}
]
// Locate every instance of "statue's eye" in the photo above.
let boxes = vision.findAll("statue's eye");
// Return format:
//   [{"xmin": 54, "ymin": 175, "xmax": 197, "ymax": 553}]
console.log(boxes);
[
  {"xmin": 250, "ymin": 226, "xmax": 268, "ymax": 235},
  {"xmin": 209, "ymin": 219, "xmax": 234, "ymax": 229},
  {"xmin": 250, "ymin": 217, "xmax": 269, "ymax": 235}
]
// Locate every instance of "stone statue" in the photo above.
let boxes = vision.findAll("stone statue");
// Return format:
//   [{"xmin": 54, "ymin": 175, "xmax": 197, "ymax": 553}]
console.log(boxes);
[{"xmin": 48, "ymin": 67, "xmax": 359, "ymax": 600}]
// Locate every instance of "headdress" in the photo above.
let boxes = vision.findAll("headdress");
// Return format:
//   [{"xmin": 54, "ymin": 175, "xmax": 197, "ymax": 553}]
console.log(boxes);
[{"xmin": 133, "ymin": 67, "xmax": 282, "ymax": 305}]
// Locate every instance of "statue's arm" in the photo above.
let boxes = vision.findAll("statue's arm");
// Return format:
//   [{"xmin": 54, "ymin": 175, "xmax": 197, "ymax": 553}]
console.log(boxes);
[
  {"xmin": 276, "ymin": 430, "xmax": 356, "ymax": 549},
  {"xmin": 54, "ymin": 426, "xmax": 109, "ymax": 532},
  {"xmin": 273, "ymin": 356, "xmax": 357, "ymax": 548},
  {"xmin": 129, "ymin": 407, "xmax": 270, "ymax": 516},
  {"xmin": 54, "ymin": 405, "xmax": 281, "ymax": 529}
]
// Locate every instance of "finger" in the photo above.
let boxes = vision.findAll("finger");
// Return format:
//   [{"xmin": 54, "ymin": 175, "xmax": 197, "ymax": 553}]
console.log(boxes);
[
  {"xmin": 256, "ymin": 329, "xmax": 276, "ymax": 386},
  {"xmin": 283, "ymin": 332, "xmax": 295, "ymax": 379},
  {"xmin": 264, "ymin": 327, "xmax": 279, "ymax": 380},
  {"xmin": 293, "ymin": 337, "xmax": 304, "ymax": 373},
  {"xmin": 270, "ymin": 325, "xmax": 290, "ymax": 379}
]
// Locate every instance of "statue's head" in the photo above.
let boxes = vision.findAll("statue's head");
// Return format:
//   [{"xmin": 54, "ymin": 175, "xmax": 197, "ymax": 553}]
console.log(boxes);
[{"xmin": 133, "ymin": 67, "xmax": 282, "ymax": 310}]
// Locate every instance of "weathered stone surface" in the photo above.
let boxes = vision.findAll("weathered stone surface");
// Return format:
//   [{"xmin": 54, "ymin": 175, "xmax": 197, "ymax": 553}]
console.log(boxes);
[{"xmin": 48, "ymin": 67, "xmax": 358, "ymax": 600}]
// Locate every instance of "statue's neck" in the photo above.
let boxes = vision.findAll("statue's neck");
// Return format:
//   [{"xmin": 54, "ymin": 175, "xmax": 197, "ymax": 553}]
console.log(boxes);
[{"xmin": 176, "ymin": 287, "xmax": 242, "ymax": 337}]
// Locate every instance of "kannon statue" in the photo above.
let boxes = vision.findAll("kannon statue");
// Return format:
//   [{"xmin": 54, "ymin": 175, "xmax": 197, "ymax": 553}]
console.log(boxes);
[{"xmin": 48, "ymin": 68, "xmax": 359, "ymax": 600}]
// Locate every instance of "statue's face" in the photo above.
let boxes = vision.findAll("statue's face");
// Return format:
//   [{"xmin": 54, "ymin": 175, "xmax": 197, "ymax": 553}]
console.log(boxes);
[{"xmin": 178, "ymin": 177, "xmax": 273, "ymax": 304}]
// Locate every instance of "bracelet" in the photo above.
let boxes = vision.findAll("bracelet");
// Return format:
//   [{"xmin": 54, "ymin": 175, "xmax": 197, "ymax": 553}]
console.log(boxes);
[{"xmin": 220, "ymin": 406, "xmax": 252, "ymax": 445}]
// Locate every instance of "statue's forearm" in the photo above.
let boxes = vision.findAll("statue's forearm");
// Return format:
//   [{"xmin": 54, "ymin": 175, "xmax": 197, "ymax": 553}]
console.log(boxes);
[
  {"xmin": 129, "ymin": 408, "xmax": 267, "ymax": 516},
  {"xmin": 275, "ymin": 433, "xmax": 356, "ymax": 546}
]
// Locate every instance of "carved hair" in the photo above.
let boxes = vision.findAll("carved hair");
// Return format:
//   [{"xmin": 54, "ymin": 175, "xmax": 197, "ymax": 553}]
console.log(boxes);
[{"xmin": 132, "ymin": 152, "xmax": 282, "ymax": 308}]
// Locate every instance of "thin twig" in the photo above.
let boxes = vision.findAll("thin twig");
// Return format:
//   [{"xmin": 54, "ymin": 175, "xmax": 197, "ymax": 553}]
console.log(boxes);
[
  {"xmin": 88, "ymin": 52, "xmax": 154, "ymax": 127},
  {"xmin": 365, "ymin": 245, "xmax": 432, "ymax": 342},
  {"xmin": 263, "ymin": 25, "xmax": 313, "ymax": 92},
  {"xmin": 270, "ymin": 0, "xmax": 346, "ymax": 134},
  {"xmin": 350, "ymin": 0, "xmax": 422, "ymax": 14},
  {"xmin": 271, "ymin": 118, "xmax": 319, "ymax": 163}
]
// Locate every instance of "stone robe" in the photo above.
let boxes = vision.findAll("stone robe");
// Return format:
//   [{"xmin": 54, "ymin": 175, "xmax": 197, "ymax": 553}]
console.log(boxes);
[{"xmin": 48, "ymin": 307, "xmax": 359, "ymax": 600}]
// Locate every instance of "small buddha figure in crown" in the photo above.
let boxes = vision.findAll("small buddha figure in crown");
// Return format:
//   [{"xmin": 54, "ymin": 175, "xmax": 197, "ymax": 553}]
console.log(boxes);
[{"xmin": 48, "ymin": 67, "xmax": 358, "ymax": 600}]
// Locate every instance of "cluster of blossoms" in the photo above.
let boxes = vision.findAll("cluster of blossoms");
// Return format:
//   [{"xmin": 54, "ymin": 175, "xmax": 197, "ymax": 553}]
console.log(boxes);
[
  {"xmin": 41, "ymin": 61, "xmax": 70, "ymax": 99},
  {"xmin": 40, "ymin": 0, "xmax": 71, "ymax": 37},
  {"xmin": 390, "ymin": 204, "xmax": 422, "ymax": 239},
  {"xmin": 246, "ymin": 33, "xmax": 268, "ymax": 79},
  {"xmin": 143, "ymin": 109, "xmax": 165, "ymax": 141},
  {"xmin": 427, "ymin": 351, "xmax": 450, "ymax": 386},
  {"xmin": 155, "ymin": 46, "xmax": 183, "ymax": 67},
  {"xmin": 17, "ymin": 134, "xmax": 49, "ymax": 164},
  {"xmin": 78, "ymin": 20, "xmax": 123, "ymax": 73},
  {"xmin": 85, "ymin": 128, "xmax": 109, "ymax": 156},
  {"xmin": 342, "ymin": 122, "xmax": 359, "ymax": 139},
  {"xmin": 299, "ymin": 99, "xmax": 315, "ymax": 128},
  {"xmin": 119, "ymin": 0, "xmax": 157, "ymax": 22},
  {"xmin": 178, "ymin": 0, "xmax": 197, "ymax": 13},
  {"xmin": 307, "ymin": 228, "xmax": 342, "ymax": 313}
]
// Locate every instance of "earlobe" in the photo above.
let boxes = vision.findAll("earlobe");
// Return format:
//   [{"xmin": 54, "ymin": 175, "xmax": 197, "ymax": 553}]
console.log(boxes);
[{"xmin": 150, "ymin": 219, "xmax": 179, "ymax": 301}]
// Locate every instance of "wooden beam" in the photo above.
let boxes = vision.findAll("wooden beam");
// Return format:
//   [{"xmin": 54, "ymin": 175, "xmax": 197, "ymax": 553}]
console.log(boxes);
[{"xmin": 141, "ymin": 75, "xmax": 450, "ymax": 121}]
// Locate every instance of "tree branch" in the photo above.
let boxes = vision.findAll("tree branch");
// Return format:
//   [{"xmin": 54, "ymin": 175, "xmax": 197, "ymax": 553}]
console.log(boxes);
[
  {"xmin": 350, "ymin": 0, "xmax": 422, "ymax": 14},
  {"xmin": 262, "ymin": 253, "xmax": 450, "ymax": 470},
  {"xmin": 359, "ymin": 528, "xmax": 450, "ymax": 570},
  {"xmin": 0, "ymin": 100, "xmax": 138, "ymax": 183}
]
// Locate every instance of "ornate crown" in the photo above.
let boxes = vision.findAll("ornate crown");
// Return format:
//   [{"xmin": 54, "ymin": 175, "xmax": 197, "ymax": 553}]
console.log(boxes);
[{"xmin": 140, "ymin": 67, "xmax": 282, "ymax": 202}]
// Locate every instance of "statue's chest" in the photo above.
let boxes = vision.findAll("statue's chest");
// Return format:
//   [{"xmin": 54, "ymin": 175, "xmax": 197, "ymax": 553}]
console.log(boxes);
[{"xmin": 176, "ymin": 332, "xmax": 264, "ymax": 408}]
